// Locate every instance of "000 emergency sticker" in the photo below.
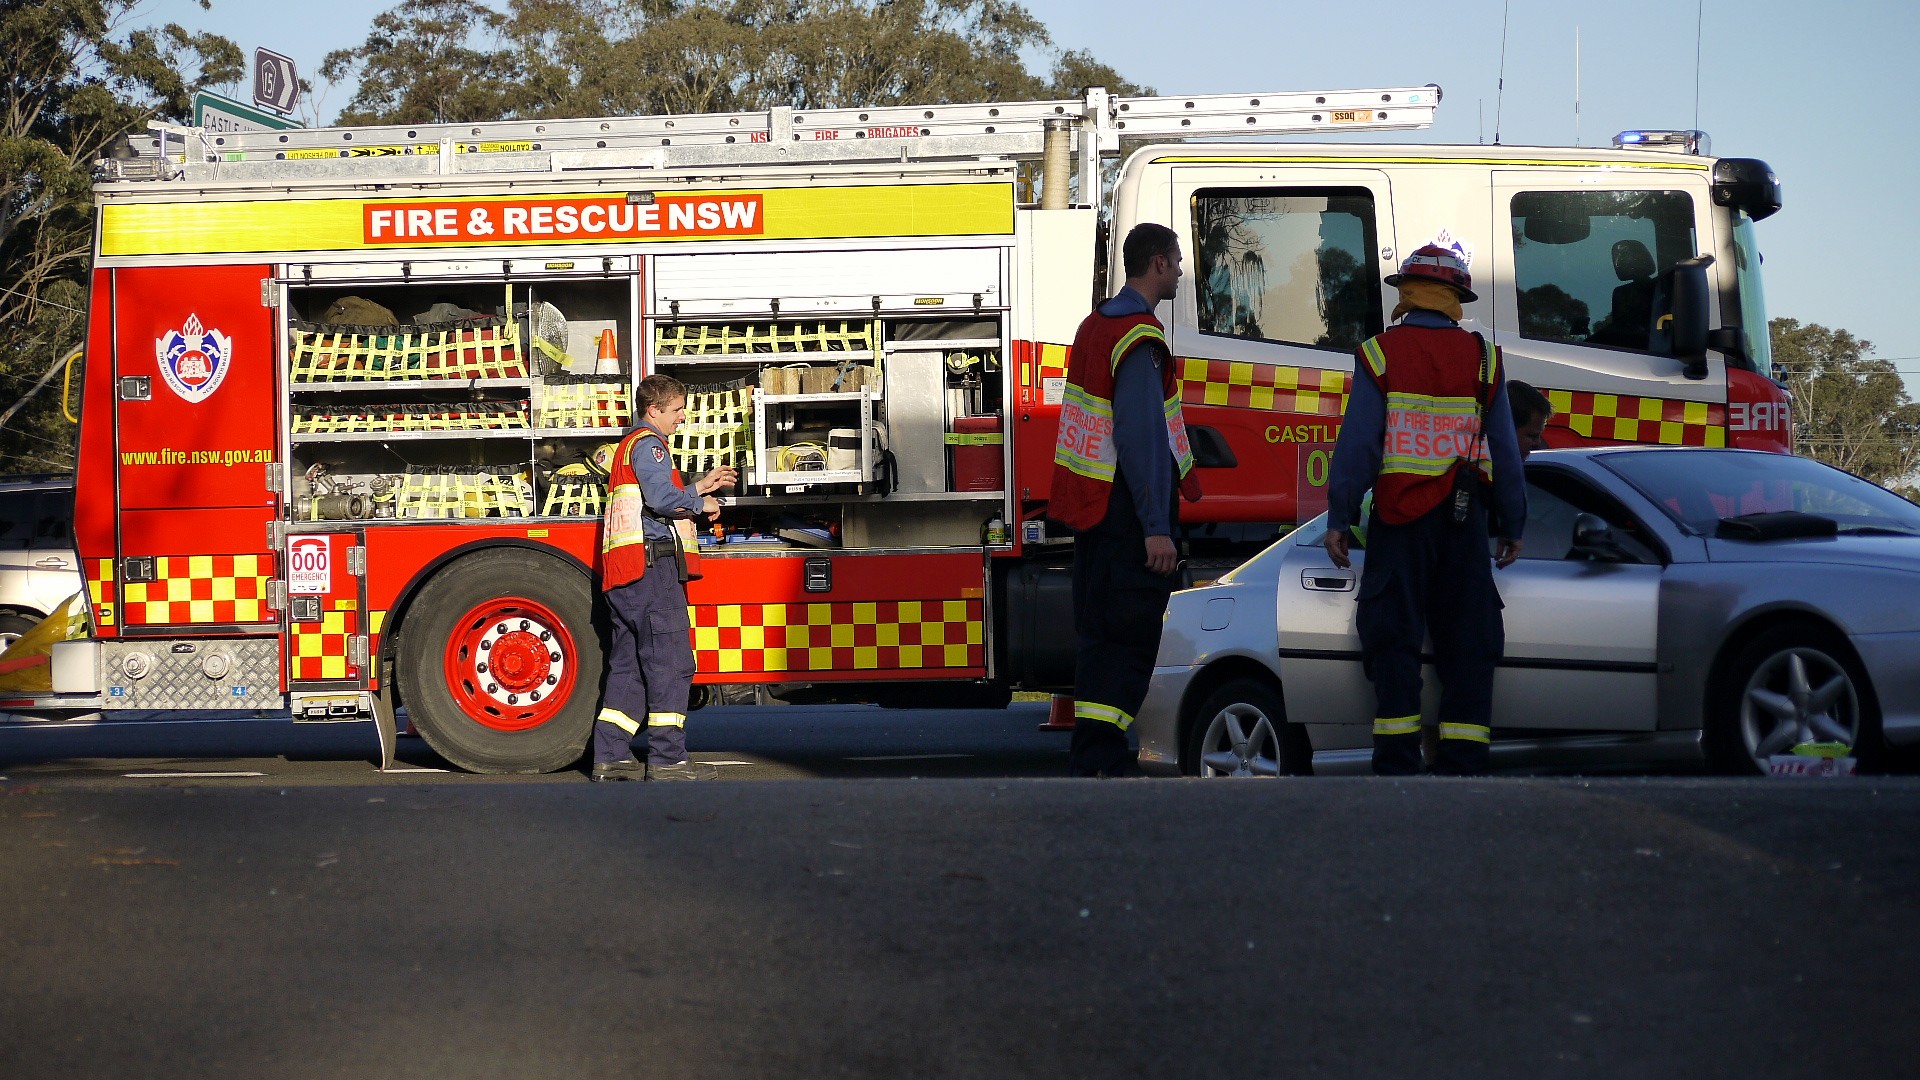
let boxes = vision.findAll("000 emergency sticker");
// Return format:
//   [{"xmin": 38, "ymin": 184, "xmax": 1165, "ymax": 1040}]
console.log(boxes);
[{"xmin": 288, "ymin": 536, "xmax": 332, "ymax": 595}]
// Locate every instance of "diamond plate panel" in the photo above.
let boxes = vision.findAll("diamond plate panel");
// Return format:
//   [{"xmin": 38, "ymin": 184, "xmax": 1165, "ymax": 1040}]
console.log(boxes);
[{"xmin": 101, "ymin": 639, "xmax": 284, "ymax": 710}]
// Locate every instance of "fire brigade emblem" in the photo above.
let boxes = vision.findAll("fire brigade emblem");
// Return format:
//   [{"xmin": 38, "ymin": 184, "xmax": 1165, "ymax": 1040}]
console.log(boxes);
[{"xmin": 155, "ymin": 314, "xmax": 233, "ymax": 404}]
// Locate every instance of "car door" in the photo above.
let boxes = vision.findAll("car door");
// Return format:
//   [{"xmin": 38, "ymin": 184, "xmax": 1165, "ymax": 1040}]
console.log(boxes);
[
  {"xmin": 1275, "ymin": 466, "xmax": 1663, "ymax": 732},
  {"xmin": 24, "ymin": 486, "xmax": 80, "ymax": 613}
]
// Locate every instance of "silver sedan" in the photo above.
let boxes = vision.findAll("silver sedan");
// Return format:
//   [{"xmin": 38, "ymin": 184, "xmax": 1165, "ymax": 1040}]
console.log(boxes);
[{"xmin": 1136, "ymin": 448, "xmax": 1920, "ymax": 776}]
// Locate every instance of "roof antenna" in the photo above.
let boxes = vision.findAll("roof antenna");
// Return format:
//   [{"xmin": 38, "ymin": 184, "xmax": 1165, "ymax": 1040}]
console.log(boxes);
[
  {"xmin": 1494, "ymin": 0, "xmax": 1511, "ymax": 145},
  {"xmin": 1574, "ymin": 26, "xmax": 1582, "ymax": 146},
  {"xmin": 1692, "ymin": 0, "xmax": 1705, "ymax": 132}
]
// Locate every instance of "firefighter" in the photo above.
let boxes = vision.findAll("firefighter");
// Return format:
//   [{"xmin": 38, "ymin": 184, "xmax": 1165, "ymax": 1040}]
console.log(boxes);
[
  {"xmin": 1049, "ymin": 223, "xmax": 1203, "ymax": 777},
  {"xmin": 590, "ymin": 374, "xmax": 736, "ymax": 782},
  {"xmin": 1324, "ymin": 245, "xmax": 1527, "ymax": 776}
]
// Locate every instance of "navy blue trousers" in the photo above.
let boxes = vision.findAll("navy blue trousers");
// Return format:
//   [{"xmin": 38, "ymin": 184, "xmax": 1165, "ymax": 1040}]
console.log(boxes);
[
  {"xmin": 1069, "ymin": 477, "xmax": 1178, "ymax": 776},
  {"xmin": 1355, "ymin": 488, "xmax": 1504, "ymax": 776},
  {"xmin": 593, "ymin": 565, "xmax": 696, "ymax": 765}
]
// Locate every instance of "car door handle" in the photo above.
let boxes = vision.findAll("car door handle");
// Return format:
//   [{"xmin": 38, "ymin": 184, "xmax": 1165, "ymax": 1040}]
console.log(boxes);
[
  {"xmin": 35, "ymin": 557, "xmax": 70, "ymax": 569},
  {"xmin": 1302, "ymin": 569, "xmax": 1355, "ymax": 592}
]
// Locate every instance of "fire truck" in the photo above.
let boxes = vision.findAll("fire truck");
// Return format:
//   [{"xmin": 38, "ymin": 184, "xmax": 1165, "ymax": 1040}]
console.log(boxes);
[{"xmin": 2, "ymin": 84, "xmax": 1788, "ymax": 772}]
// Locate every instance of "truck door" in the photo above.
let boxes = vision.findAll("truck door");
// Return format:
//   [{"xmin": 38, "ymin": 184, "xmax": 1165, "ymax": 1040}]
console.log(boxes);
[
  {"xmin": 110, "ymin": 264, "xmax": 280, "ymax": 635},
  {"xmin": 1162, "ymin": 168, "xmax": 1397, "ymax": 525},
  {"xmin": 1488, "ymin": 170, "xmax": 1725, "ymax": 448},
  {"xmin": 283, "ymin": 530, "xmax": 368, "ymax": 691}
]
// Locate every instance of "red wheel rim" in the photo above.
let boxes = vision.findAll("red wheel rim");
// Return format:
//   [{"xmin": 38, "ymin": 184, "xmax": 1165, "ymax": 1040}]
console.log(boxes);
[{"xmin": 442, "ymin": 596, "xmax": 578, "ymax": 732}]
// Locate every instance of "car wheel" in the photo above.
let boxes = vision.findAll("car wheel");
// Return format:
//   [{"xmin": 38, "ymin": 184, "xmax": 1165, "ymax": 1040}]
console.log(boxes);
[
  {"xmin": 1710, "ymin": 625, "xmax": 1878, "ymax": 775},
  {"xmin": 395, "ymin": 549, "xmax": 602, "ymax": 774},
  {"xmin": 1183, "ymin": 677, "xmax": 1309, "ymax": 777},
  {"xmin": 0, "ymin": 613, "xmax": 37, "ymax": 654}
]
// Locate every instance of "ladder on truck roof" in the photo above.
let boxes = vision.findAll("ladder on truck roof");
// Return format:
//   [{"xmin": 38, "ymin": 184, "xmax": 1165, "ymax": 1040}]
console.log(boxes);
[{"xmin": 109, "ymin": 84, "xmax": 1441, "ymax": 191}]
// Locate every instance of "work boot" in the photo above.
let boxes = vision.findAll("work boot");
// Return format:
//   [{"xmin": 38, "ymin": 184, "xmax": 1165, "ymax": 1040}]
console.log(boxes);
[
  {"xmin": 648, "ymin": 759, "xmax": 719, "ymax": 782},
  {"xmin": 589, "ymin": 757, "xmax": 647, "ymax": 783}
]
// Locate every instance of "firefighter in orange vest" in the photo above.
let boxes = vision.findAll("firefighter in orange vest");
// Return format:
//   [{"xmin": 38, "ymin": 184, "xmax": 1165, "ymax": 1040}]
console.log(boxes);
[
  {"xmin": 590, "ymin": 374, "xmax": 736, "ymax": 782},
  {"xmin": 1049, "ymin": 222, "xmax": 1203, "ymax": 777},
  {"xmin": 1324, "ymin": 245, "xmax": 1527, "ymax": 776}
]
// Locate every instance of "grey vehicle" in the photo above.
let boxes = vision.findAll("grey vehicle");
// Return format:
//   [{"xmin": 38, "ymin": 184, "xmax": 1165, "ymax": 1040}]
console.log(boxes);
[
  {"xmin": 0, "ymin": 475, "xmax": 82, "ymax": 652},
  {"xmin": 1136, "ymin": 447, "xmax": 1920, "ymax": 776}
]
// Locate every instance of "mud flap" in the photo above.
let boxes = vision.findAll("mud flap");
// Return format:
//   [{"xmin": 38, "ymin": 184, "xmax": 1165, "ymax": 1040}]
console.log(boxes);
[{"xmin": 371, "ymin": 659, "xmax": 398, "ymax": 772}]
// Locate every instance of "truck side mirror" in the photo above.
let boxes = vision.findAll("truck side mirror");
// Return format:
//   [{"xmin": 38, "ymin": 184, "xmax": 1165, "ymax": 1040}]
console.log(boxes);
[{"xmin": 1667, "ymin": 256, "xmax": 1713, "ymax": 380}]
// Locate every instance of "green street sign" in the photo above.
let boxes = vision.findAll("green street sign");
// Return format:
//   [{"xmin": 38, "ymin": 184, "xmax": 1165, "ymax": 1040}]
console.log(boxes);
[{"xmin": 193, "ymin": 91, "xmax": 302, "ymax": 133}]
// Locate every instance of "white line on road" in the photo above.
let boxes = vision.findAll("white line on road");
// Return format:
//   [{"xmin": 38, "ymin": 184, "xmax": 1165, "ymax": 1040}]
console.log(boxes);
[
  {"xmin": 124, "ymin": 771, "xmax": 267, "ymax": 778},
  {"xmin": 382, "ymin": 767, "xmax": 444, "ymax": 774},
  {"xmin": 843, "ymin": 753, "xmax": 975, "ymax": 762},
  {"xmin": 697, "ymin": 760, "xmax": 756, "ymax": 767}
]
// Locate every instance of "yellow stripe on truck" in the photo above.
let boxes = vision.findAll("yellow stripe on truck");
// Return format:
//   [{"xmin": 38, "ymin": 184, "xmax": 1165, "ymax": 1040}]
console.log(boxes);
[{"xmin": 100, "ymin": 181, "xmax": 1015, "ymax": 257}]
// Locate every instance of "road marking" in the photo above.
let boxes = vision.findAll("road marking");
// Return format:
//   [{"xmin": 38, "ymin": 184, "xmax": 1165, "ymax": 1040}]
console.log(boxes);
[
  {"xmin": 124, "ymin": 771, "xmax": 267, "ymax": 778},
  {"xmin": 698, "ymin": 759, "xmax": 756, "ymax": 767},
  {"xmin": 382, "ymin": 766, "xmax": 444, "ymax": 774},
  {"xmin": 843, "ymin": 753, "xmax": 974, "ymax": 762}
]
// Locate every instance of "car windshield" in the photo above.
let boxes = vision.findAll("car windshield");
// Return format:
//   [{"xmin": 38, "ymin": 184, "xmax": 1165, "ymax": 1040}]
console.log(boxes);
[{"xmin": 1599, "ymin": 450, "xmax": 1920, "ymax": 536}]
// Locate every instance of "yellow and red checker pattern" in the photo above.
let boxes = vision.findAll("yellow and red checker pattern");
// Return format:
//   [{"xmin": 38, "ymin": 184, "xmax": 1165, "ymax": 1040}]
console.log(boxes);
[
  {"xmin": 290, "ymin": 601, "xmax": 360, "ymax": 682},
  {"xmin": 1546, "ymin": 389, "xmax": 1726, "ymax": 447},
  {"xmin": 85, "ymin": 558, "xmax": 115, "ymax": 628},
  {"xmin": 691, "ymin": 599, "xmax": 985, "ymax": 678},
  {"xmin": 1019, "ymin": 341, "xmax": 1728, "ymax": 448},
  {"xmin": 113, "ymin": 554, "xmax": 275, "ymax": 627}
]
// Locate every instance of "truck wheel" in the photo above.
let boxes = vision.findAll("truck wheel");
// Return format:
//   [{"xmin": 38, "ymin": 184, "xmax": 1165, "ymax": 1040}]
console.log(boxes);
[{"xmin": 396, "ymin": 549, "xmax": 601, "ymax": 774}]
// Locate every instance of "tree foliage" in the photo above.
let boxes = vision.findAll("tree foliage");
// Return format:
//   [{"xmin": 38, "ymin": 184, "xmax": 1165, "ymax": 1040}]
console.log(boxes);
[
  {"xmin": 0, "ymin": 0, "xmax": 241, "ymax": 474},
  {"xmin": 322, "ymin": 0, "xmax": 1146, "ymax": 125},
  {"xmin": 1770, "ymin": 317, "xmax": 1920, "ymax": 496}
]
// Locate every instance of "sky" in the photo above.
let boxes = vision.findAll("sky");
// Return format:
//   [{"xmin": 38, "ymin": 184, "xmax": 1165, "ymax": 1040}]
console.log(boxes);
[{"xmin": 132, "ymin": 0, "xmax": 1920, "ymax": 389}]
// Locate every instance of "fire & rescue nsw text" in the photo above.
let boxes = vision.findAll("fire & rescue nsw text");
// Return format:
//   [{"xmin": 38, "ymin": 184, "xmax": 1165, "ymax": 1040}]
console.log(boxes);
[{"xmin": 363, "ymin": 195, "xmax": 764, "ymax": 245}]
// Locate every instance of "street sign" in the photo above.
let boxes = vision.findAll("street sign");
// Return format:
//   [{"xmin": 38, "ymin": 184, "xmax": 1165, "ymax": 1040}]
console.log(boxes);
[
  {"xmin": 194, "ymin": 91, "xmax": 302, "ymax": 133},
  {"xmin": 253, "ymin": 48, "xmax": 299, "ymax": 113}
]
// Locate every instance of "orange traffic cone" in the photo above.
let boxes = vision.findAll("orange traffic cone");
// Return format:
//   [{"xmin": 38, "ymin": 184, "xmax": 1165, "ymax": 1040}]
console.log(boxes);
[
  {"xmin": 1039, "ymin": 693, "xmax": 1076, "ymax": 731},
  {"xmin": 597, "ymin": 328, "xmax": 619, "ymax": 368}
]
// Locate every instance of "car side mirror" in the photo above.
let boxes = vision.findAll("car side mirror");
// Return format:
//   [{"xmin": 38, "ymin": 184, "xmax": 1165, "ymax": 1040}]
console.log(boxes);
[
  {"xmin": 1570, "ymin": 512, "xmax": 1631, "ymax": 562},
  {"xmin": 1668, "ymin": 256, "xmax": 1713, "ymax": 380}
]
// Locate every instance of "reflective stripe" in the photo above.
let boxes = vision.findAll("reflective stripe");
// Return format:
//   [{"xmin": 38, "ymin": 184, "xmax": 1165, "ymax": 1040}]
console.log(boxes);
[
  {"xmin": 604, "ymin": 481, "xmax": 647, "ymax": 552},
  {"xmin": 1381, "ymin": 391, "xmax": 1489, "ymax": 477},
  {"xmin": 1373, "ymin": 715, "xmax": 1421, "ymax": 737},
  {"xmin": 1074, "ymin": 701, "xmax": 1134, "ymax": 732},
  {"xmin": 1053, "ymin": 382, "xmax": 1118, "ymax": 481},
  {"xmin": 647, "ymin": 711, "xmax": 687, "ymax": 729},
  {"xmin": 1438, "ymin": 722, "xmax": 1491, "ymax": 744},
  {"xmin": 1110, "ymin": 323, "xmax": 1167, "ymax": 372},
  {"xmin": 1359, "ymin": 336, "xmax": 1388, "ymax": 380},
  {"xmin": 598, "ymin": 708, "xmax": 640, "ymax": 735},
  {"xmin": 1162, "ymin": 394, "xmax": 1195, "ymax": 478}
]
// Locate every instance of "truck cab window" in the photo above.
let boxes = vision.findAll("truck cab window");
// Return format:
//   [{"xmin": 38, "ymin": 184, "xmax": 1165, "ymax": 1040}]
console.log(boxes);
[
  {"xmin": 1510, "ymin": 190, "xmax": 1695, "ymax": 355},
  {"xmin": 1191, "ymin": 188, "xmax": 1381, "ymax": 352}
]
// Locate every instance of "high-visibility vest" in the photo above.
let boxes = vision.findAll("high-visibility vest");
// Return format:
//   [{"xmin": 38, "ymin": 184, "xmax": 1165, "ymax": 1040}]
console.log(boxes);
[
  {"xmin": 601, "ymin": 425, "xmax": 701, "ymax": 589},
  {"xmin": 1048, "ymin": 309, "xmax": 1195, "ymax": 531},
  {"xmin": 1356, "ymin": 325, "xmax": 1499, "ymax": 525}
]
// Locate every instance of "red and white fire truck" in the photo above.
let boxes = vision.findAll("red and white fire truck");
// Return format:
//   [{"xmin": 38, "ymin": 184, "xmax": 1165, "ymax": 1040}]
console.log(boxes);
[{"xmin": 3, "ymin": 85, "xmax": 1788, "ymax": 772}]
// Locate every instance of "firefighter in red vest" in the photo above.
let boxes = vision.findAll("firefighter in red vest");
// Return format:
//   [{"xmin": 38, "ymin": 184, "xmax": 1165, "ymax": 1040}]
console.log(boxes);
[
  {"xmin": 1049, "ymin": 223, "xmax": 1203, "ymax": 777},
  {"xmin": 590, "ymin": 374, "xmax": 736, "ymax": 782},
  {"xmin": 1324, "ymin": 245, "xmax": 1527, "ymax": 776}
]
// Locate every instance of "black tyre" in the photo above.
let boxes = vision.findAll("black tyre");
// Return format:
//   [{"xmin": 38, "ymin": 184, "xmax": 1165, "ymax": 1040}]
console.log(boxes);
[
  {"xmin": 1183, "ymin": 676, "xmax": 1311, "ymax": 777},
  {"xmin": 1708, "ymin": 624, "xmax": 1879, "ymax": 775},
  {"xmin": 0, "ymin": 612, "xmax": 38, "ymax": 654},
  {"xmin": 395, "ymin": 548, "xmax": 602, "ymax": 774}
]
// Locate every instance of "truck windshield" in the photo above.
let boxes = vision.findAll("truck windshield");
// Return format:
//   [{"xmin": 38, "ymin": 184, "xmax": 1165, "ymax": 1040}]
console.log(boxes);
[{"xmin": 1730, "ymin": 211, "xmax": 1772, "ymax": 379}]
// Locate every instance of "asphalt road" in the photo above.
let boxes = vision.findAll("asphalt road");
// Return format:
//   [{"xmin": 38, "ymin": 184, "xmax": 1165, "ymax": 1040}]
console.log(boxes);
[
  {"xmin": 3, "ymin": 739, "xmax": 1916, "ymax": 1077},
  {"xmin": 0, "ymin": 702, "xmax": 1072, "ymax": 785}
]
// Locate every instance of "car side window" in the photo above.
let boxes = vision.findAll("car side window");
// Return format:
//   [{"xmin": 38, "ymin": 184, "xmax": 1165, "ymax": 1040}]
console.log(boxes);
[
  {"xmin": 0, "ymin": 491, "xmax": 72, "ymax": 550},
  {"xmin": 1509, "ymin": 189, "xmax": 1696, "ymax": 356},
  {"xmin": 1191, "ymin": 187, "xmax": 1382, "ymax": 353},
  {"xmin": 1518, "ymin": 470, "xmax": 1664, "ymax": 563}
]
